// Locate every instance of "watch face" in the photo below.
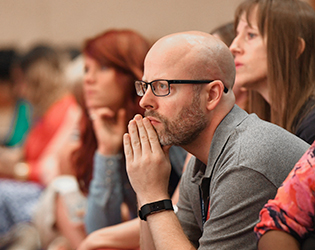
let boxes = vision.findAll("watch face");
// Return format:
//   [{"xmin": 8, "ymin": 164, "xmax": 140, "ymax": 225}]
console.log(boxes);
[
  {"xmin": 139, "ymin": 199, "xmax": 173, "ymax": 221},
  {"xmin": 150, "ymin": 203, "xmax": 163, "ymax": 211}
]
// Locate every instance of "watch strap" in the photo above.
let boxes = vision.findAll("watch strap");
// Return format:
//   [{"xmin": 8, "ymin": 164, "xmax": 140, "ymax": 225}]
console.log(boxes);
[{"xmin": 139, "ymin": 199, "xmax": 173, "ymax": 221}]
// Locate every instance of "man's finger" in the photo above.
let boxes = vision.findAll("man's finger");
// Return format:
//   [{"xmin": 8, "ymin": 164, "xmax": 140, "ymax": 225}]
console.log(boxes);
[
  {"xmin": 143, "ymin": 117, "xmax": 163, "ymax": 153},
  {"xmin": 123, "ymin": 133, "xmax": 133, "ymax": 163},
  {"xmin": 134, "ymin": 115, "xmax": 152, "ymax": 153},
  {"xmin": 128, "ymin": 119, "xmax": 142, "ymax": 158}
]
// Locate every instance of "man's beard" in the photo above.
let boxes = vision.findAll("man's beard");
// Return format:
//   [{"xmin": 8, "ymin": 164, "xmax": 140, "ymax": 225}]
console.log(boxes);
[{"xmin": 144, "ymin": 91, "xmax": 208, "ymax": 146}]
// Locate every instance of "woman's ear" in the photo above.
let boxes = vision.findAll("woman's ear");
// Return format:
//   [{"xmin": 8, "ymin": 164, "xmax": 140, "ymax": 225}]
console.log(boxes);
[
  {"xmin": 297, "ymin": 37, "xmax": 305, "ymax": 58},
  {"xmin": 205, "ymin": 80, "xmax": 224, "ymax": 111}
]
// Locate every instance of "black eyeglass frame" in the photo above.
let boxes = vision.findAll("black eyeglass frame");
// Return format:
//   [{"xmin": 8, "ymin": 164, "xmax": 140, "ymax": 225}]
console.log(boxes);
[{"xmin": 135, "ymin": 79, "xmax": 228, "ymax": 97}]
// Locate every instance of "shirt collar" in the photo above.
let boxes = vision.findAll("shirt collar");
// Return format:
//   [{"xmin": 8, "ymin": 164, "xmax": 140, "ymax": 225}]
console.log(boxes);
[{"xmin": 191, "ymin": 105, "xmax": 248, "ymax": 184}]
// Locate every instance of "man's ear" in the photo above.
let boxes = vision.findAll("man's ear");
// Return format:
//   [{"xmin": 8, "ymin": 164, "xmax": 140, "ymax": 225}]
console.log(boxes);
[
  {"xmin": 205, "ymin": 80, "xmax": 224, "ymax": 111},
  {"xmin": 297, "ymin": 37, "xmax": 305, "ymax": 58}
]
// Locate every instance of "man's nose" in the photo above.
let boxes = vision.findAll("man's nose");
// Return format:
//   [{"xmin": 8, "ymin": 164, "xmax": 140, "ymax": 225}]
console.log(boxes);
[{"xmin": 139, "ymin": 85, "xmax": 156, "ymax": 110}]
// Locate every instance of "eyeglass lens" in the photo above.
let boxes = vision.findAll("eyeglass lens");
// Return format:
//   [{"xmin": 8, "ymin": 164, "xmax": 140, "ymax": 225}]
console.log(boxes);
[
  {"xmin": 151, "ymin": 80, "xmax": 169, "ymax": 96},
  {"xmin": 136, "ymin": 80, "xmax": 170, "ymax": 97}
]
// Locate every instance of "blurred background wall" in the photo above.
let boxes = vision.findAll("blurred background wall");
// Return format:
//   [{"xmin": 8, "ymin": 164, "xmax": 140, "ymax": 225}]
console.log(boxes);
[
  {"xmin": 0, "ymin": 0, "xmax": 243, "ymax": 51},
  {"xmin": 0, "ymin": 0, "xmax": 314, "ymax": 51}
]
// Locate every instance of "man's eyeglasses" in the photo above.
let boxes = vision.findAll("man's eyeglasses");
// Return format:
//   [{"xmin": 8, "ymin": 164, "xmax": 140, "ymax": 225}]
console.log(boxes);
[{"xmin": 135, "ymin": 79, "xmax": 228, "ymax": 97}]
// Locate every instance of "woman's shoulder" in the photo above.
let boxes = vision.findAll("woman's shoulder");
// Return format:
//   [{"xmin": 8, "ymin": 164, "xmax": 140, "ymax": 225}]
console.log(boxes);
[{"xmin": 295, "ymin": 100, "xmax": 315, "ymax": 144}]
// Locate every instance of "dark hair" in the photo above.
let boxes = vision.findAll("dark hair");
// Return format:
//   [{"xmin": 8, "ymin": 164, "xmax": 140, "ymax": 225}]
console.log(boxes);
[
  {"xmin": 19, "ymin": 44, "xmax": 60, "ymax": 73},
  {"xmin": 235, "ymin": 0, "xmax": 315, "ymax": 133},
  {"xmin": 72, "ymin": 29, "xmax": 151, "ymax": 193},
  {"xmin": 0, "ymin": 49, "xmax": 18, "ymax": 82},
  {"xmin": 210, "ymin": 22, "xmax": 235, "ymax": 46}
]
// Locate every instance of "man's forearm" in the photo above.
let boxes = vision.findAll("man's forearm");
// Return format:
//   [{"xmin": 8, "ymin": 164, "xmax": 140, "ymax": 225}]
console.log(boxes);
[
  {"xmin": 140, "ymin": 219, "xmax": 156, "ymax": 250},
  {"xmin": 141, "ymin": 210, "xmax": 195, "ymax": 250}
]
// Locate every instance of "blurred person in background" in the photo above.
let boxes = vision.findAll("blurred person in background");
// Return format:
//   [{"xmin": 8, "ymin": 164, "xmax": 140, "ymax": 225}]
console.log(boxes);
[
  {"xmin": 210, "ymin": 21, "xmax": 234, "ymax": 47},
  {"xmin": 230, "ymin": 0, "xmax": 315, "ymax": 144},
  {"xmin": 0, "ymin": 48, "xmax": 32, "ymax": 149},
  {"xmin": 0, "ymin": 44, "xmax": 80, "ymax": 249}
]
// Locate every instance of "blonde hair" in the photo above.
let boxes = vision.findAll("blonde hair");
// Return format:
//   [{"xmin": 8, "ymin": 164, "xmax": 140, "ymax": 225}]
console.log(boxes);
[{"xmin": 22, "ymin": 45, "xmax": 68, "ymax": 118}]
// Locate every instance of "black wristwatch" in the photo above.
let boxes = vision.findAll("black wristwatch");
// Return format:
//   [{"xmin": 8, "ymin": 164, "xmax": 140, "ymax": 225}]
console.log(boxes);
[{"xmin": 139, "ymin": 199, "xmax": 173, "ymax": 221}]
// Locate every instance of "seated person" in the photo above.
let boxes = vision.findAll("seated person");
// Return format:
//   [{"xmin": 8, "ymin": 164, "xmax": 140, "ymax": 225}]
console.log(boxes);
[
  {"xmin": 0, "ymin": 49, "xmax": 31, "ymax": 149},
  {"xmin": 229, "ymin": 0, "xmax": 315, "ymax": 144}
]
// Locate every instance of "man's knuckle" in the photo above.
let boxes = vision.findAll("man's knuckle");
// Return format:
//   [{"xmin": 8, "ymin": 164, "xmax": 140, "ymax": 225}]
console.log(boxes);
[{"xmin": 133, "ymin": 140, "xmax": 141, "ymax": 147}]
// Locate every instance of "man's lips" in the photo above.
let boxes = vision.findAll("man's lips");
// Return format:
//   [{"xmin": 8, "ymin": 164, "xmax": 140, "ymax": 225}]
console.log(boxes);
[{"xmin": 145, "ymin": 116, "xmax": 160, "ymax": 126}]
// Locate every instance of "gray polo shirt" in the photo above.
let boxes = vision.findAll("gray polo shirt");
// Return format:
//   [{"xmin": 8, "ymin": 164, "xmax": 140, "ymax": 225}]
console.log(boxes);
[{"xmin": 177, "ymin": 105, "xmax": 309, "ymax": 250}]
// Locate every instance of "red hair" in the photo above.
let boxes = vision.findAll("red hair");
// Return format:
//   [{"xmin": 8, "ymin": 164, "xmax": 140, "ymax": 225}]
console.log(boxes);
[{"xmin": 72, "ymin": 29, "xmax": 151, "ymax": 193}]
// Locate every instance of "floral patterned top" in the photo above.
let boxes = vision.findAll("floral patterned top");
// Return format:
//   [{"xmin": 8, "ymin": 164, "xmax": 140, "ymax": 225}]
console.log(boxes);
[{"xmin": 255, "ymin": 141, "xmax": 315, "ymax": 243}]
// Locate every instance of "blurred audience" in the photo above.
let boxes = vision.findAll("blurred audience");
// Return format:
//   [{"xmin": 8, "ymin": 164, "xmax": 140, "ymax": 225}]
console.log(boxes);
[
  {"xmin": 0, "ymin": 44, "xmax": 80, "ymax": 249},
  {"xmin": 230, "ymin": 0, "xmax": 315, "ymax": 144},
  {"xmin": 18, "ymin": 44, "xmax": 80, "ymax": 184}
]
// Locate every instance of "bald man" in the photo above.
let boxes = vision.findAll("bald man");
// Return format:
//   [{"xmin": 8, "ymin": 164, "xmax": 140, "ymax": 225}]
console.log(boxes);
[{"xmin": 123, "ymin": 31, "xmax": 309, "ymax": 250}]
